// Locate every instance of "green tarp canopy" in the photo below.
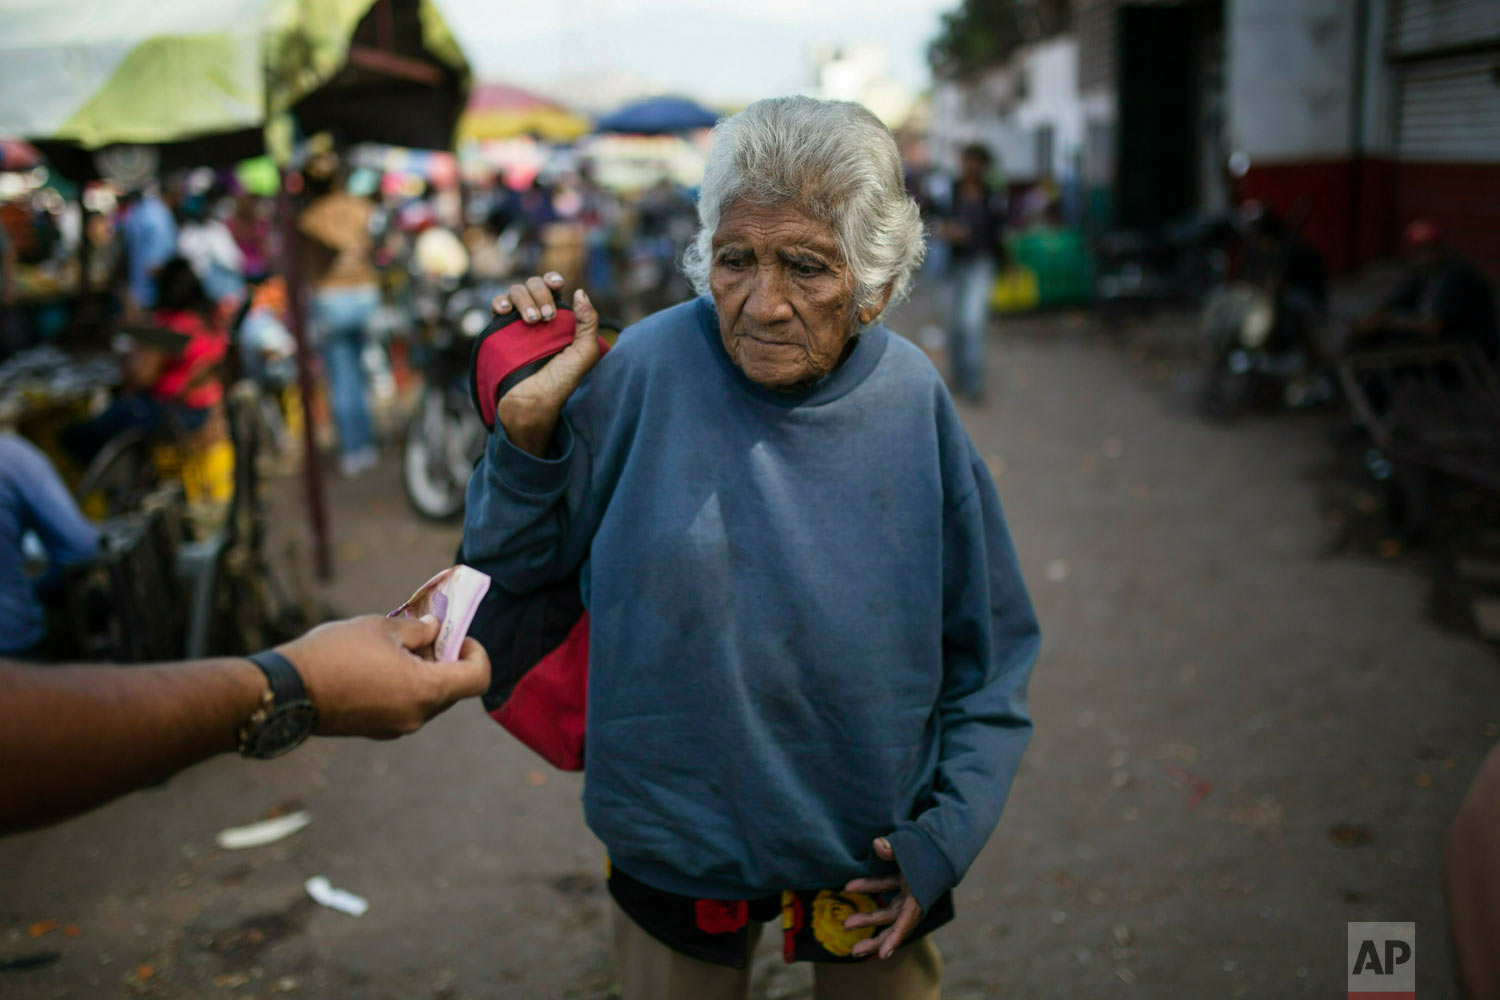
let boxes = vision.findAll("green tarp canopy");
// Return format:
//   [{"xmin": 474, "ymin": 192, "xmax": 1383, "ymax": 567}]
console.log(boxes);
[
  {"xmin": 0, "ymin": 0, "xmax": 471, "ymax": 580},
  {"xmin": 0, "ymin": 0, "xmax": 471, "ymax": 175}
]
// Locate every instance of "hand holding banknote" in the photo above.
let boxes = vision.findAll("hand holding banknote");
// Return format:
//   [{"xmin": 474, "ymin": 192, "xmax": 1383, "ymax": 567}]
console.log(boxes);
[
  {"xmin": 277, "ymin": 614, "xmax": 490, "ymax": 739},
  {"xmin": 389, "ymin": 566, "xmax": 492, "ymax": 662}
]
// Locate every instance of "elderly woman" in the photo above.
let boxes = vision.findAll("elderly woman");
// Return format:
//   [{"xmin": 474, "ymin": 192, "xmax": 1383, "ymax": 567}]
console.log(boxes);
[{"xmin": 462, "ymin": 96, "xmax": 1039, "ymax": 1000}]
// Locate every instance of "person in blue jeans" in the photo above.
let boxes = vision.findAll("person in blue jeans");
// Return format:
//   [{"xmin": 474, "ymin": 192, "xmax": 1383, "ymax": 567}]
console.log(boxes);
[
  {"xmin": 309, "ymin": 286, "xmax": 379, "ymax": 477},
  {"xmin": 933, "ymin": 144, "xmax": 1006, "ymax": 404},
  {"xmin": 0, "ymin": 435, "xmax": 101, "ymax": 657},
  {"xmin": 299, "ymin": 160, "xmax": 380, "ymax": 477}
]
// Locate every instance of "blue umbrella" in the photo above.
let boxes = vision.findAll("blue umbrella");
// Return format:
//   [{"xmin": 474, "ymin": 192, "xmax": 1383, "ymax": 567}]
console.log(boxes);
[{"xmin": 595, "ymin": 96, "xmax": 720, "ymax": 135}]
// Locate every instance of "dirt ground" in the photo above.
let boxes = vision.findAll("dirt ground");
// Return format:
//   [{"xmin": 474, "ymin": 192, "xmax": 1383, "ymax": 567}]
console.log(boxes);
[{"xmin": 3, "ymin": 291, "xmax": 1498, "ymax": 999}]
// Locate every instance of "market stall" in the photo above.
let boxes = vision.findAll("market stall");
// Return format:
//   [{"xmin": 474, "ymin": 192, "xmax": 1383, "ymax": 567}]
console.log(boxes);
[
  {"xmin": 0, "ymin": 0, "xmax": 472, "ymax": 661},
  {"xmin": 0, "ymin": 0, "xmax": 471, "ymax": 585}
]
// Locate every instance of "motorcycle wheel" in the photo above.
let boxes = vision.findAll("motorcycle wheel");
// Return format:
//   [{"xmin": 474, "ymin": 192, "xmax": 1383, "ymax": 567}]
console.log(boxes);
[{"xmin": 402, "ymin": 388, "xmax": 477, "ymax": 521}]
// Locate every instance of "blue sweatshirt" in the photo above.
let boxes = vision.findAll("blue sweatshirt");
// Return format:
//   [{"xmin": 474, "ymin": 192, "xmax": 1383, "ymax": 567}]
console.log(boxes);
[
  {"xmin": 462, "ymin": 298, "xmax": 1039, "ymax": 911},
  {"xmin": 0, "ymin": 435, "xmax": 101, "ymax": 654}
]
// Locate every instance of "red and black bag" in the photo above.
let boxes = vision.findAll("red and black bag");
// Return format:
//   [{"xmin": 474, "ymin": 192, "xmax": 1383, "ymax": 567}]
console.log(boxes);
[{"xmin": 464, "ymin": 304, "xmax": 609, "ymax": 772}]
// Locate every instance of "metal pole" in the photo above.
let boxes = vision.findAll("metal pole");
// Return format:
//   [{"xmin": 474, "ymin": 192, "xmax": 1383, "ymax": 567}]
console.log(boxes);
[
  {"xmin": 77, "ymin": 191, "xmax": 90, "ymax": 297},
  {"xmin": 277, "ymin": 168, "xmax": 333, "ymax": 581}
]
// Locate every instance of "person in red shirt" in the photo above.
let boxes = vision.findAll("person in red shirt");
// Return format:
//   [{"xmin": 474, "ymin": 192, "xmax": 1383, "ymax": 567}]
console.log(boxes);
[{"xmin": 62, "ymin": 257, "xmax": 228, "ymax": 462}]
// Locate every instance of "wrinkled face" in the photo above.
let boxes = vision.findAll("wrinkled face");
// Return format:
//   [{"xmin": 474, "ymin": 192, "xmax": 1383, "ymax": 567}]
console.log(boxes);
[{"xmin": 710, "ymin": 200, "xmax": 882, "ymax": 390}]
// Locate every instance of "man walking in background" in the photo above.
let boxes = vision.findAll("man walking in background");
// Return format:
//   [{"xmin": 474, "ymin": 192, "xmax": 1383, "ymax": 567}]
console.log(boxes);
[{"xmin": 934, "ymin": 143, "xmax": 1006, "ymax": 405}]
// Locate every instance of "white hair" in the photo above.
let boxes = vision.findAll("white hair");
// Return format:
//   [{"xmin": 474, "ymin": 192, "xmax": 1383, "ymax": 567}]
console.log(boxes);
[{"xmin": 680, "ymin": 96, "xmax": 925, "ymax": 322}]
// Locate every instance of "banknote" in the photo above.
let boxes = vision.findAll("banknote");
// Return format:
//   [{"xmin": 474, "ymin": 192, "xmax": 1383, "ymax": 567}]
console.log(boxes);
[{"xmin": 389, "ymin": 565, "xmax": 492, "ymax": 662}]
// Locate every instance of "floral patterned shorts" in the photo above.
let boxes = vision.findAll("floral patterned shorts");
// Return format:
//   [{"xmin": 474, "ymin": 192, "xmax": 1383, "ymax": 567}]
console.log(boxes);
[{"xmin": 606, "ymin": 861, "xmax": 954, "ymax": 968}]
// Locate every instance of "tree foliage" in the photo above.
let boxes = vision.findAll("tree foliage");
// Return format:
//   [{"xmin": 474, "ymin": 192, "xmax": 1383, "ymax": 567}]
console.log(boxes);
[{"xmin": 928, "ymin": 0, "xmax": 1073, "ymax": 80}]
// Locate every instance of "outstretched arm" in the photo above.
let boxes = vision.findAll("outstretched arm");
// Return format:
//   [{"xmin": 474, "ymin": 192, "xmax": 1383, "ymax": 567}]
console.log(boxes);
[
  {"xmin": 0, "ymin": 652, "xmax": 264, "ymax": 832},
  {"xmin": 0, "ymin": 615, "xmax": 489, "ymax": 834}
]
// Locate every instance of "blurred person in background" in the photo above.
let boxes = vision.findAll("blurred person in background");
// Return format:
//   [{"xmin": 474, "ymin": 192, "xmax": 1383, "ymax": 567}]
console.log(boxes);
[
  {"xmin": 514, "ymin": 177, "xmax": 559, "ymax": 275},
  {"xmin": 629, "ymin": 175, "xmax": 695, "ymax": 314},
  {"xmin": 0, "ymin": 211, "xmax": 20, "ymax": 358},
  {"xmin": 1240, "ymin": 205, "xmax": 1327, "ymax": 312},
  {"xmin": 1011, "ymin": 175, "xmax": 1060, "ymax": 230},
  {"xmin": 298, "ymin": 153, "xmax": 380, "ymax": 478},
  {"xmin": 1242, "ymin": 204, "xmax": 1328, "ymax": 364},
  {"xmin": 1198, "ymin": 204, "xmax": 1335, "ymax": 415},
  {"xmin": 237, "ymin": 276, "xmax": 297, "ymax": 388},
  {"xmin": 396, "ymin": 179, "xmax": 440, "ymax": 234},
  {"xmin": 228, "ymin": 191, "xmax": 273, "ymax": 284},
  {"xmin": 464, "ymin": 220, "xmax": 511, "ymax": 283},
  {"xmin": 468, "ymin": 97, "xmax": 1038, "ymax": 1000},
  {"xmin": 577, "ymin": 160, "xmax": 621, "ymax": 301},
  {"xmin": 932, "ymin": 143, "xmax": 1005, "ymax": 404},
  {"xmin": 0, "ymin": 434, "xmax": 100, "ymax": 658},
  {"xmin": 176, "ymin": 189, "xmax": 246, "ymax": 315},
  {"xmin": 483, "ymin": 180, "xmax": 521, "ymax": 239},
  {"xmin": 0, "ymin": 208, "xmax": 15, "ymax": 308},
  {"xmin": 116, "ymin": 182, "xmax": 177, "ymax": 317},
  {"xmin": 1354, "ymin": 219, "xmax": 1498, "ymax": 362},
  {"xmin": 62, "ymin": 257, "xmax": 228, "ymax": 463}
]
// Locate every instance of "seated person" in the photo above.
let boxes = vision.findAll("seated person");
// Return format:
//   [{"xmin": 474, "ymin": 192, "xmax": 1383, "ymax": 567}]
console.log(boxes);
[
  {"xmin": 1354, "ymin": 220, "xmax": 1498, "ymax": 362},
  {"xmin": 63, "ymin": 257, "xmax": 228, "ymax": 463},
  {"xmin": 237, "ymin": 277, "xmax": 296, "ymax": 386},
  {"xmin": 0, "ymin": 434, "xmax": 101, "ymax": 657},
  {"xmin": 1240, "ymin": 203, "xmax": 1328, "ymax": 357}
]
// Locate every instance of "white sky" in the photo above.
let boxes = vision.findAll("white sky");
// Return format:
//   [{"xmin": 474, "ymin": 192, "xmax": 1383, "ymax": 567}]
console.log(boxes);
[{"xmin": 439, "ymin": 0, "xmax": 951, "ymax": 106}]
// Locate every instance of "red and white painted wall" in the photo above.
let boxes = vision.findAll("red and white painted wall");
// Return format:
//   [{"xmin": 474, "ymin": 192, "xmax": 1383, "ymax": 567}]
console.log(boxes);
[{"xmin": 1226, "ymin": 0, "xmax": 1500, "ymax": 277}]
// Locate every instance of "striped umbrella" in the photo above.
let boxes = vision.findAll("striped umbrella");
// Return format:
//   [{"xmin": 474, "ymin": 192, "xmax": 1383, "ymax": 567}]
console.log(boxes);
[{"xmin": 458, "ymin": 81, "xmax": 590, "ymax": 143}]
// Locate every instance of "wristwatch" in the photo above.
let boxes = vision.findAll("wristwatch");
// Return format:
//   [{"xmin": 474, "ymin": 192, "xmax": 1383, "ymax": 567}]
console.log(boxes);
[{"xmin": 238, "ymin": 650, "xmax": 319, "ymax": 759}]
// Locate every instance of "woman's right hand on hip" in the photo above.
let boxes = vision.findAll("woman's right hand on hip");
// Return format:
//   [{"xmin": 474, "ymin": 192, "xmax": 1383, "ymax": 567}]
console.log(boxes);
[{"xmin": 490, "ymin": 272, "xmax": 602, "ymax": 457}]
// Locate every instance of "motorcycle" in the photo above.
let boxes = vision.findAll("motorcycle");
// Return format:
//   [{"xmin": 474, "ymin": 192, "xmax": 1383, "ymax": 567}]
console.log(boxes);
[
  {"xmin": 402, "ymin": 279, "xmax": 496, "ymax": 520},
  {"xmin": 1093, "ymin": 213, "xmax": 1236, "ymax": 323},
  {"xmin": 1197, "ymin": 284, "xmax": 1334, "ymax": 417}
]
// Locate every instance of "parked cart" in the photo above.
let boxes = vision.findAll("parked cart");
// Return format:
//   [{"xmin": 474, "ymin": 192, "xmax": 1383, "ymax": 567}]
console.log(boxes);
[{"xmin": 1337, "ymin": 343, "xmax": 1500, "ymax": 535}]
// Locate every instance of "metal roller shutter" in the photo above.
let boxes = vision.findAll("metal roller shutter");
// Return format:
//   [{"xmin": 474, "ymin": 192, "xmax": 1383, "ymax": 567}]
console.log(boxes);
[
  {"xmin": 1391, "ymin": 0, "xmax": 1500, "ymax": 57},
  {"xmin": 1396, "ymin": 53, "xmax": 1500, "ymax": 161}
]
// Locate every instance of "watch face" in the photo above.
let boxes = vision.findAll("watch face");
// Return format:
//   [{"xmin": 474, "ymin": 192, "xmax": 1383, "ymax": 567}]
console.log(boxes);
[{"xmin": 247, "ymin": 701, "xmax": 318, "ymax": 759}]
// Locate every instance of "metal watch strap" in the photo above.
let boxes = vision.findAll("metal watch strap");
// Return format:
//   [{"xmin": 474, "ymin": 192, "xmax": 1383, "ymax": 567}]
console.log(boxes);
[{"xmin": 247, "ymin": 650, "xmax": 307, "ymax": 706}]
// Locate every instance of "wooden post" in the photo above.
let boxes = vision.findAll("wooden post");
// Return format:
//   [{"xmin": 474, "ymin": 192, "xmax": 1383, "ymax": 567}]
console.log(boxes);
[
  {"xmin": 76, "ymin": 191, "xmax": 90, "ymax": 297},
  {"xmin": 277, "ymin": 169, "xmax": 333, "ymax": 581}
]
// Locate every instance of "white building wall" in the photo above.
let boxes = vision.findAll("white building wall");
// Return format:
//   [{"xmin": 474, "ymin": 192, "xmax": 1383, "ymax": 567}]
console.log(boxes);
[
  {"xmin": 1358, "ymin": 0, "xmax": 1396, "ymax": 156},
  {"xmin": 929, "ymin": 36, "xmax": 1085, "ymax": 182},
  {"xmin": 1227, "ymin": 0, "xmax": 1358, "ymax": 161},
  {"xmin": 930, "ymin": 68, "xmax": 1024, "ymax": 175},
  {"xmin": 814, "ymin": 43, "xmax": 917, "ymax": 128},
  {"xmin": 1012, "ymin": 37, "xmax": 1087, "ymax": 179}
]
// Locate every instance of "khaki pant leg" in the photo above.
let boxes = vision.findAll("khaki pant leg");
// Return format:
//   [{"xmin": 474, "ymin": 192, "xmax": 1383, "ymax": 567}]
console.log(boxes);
[
  {"xmin": 611, "ymin": 901, "xmax": 760, "ymax": 1000},
  {"xmin": 811, "ymin": 935, "xmax": 943, "ymax": 1000}
]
